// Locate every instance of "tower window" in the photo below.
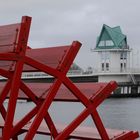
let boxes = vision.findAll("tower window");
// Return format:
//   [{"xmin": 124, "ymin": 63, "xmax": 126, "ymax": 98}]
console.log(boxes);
[
  {"xmin": 120, "ymin": 63, "xmax": 123, "ymax": 72},
  {"xmin": 124, "ymin": 63, "xmax": 126, "ymax": 69},
  {"xmin": 101, "ymin": 63, "xmax": 109, "ymax": 71},
  {"xmin": 102, "ymin": 63, "xmax": 104, "ymax": 71},
  {"xmin": 120, "ymin": 63, "xmax": 126, "ymax": 72},
  {"xmin": 106, "ymin": 63, "xmax": 109, "ymax": 71}
]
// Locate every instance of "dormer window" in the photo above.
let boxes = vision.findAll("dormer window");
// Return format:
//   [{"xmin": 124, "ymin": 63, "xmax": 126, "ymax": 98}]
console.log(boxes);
[
  {"xmin": 106, "ymin": 40, "xmax": 114, "ymax": 46},
  {"xmin": 98, "ymin": 41, "xmax": 105, "ymax": 46},
  {"xmin": 98, "ymin": 40, "xmax": 114, "ymax": 47}
]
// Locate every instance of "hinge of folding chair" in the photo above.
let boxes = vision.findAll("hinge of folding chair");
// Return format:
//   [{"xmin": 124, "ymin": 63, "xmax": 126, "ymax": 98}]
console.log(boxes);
[{"xmin": 38, "ymin": 86, "xmax": 52, "ymax": 99}]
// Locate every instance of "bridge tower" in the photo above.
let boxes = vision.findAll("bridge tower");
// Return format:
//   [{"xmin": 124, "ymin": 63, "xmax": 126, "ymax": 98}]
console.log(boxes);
[{"xmin": 94, "ymin": 24, "xmax": 132, "ymax": 82}]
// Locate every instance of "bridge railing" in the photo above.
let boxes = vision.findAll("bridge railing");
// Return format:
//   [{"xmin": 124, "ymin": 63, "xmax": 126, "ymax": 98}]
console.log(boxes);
[{"xmin": 93, "ymin": 67, "xmax": 140, "ymax": 74}]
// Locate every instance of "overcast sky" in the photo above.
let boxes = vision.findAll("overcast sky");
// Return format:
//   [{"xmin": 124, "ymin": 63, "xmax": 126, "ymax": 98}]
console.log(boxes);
[{"xmin": 0, "ymin": 0, "xmax": 140, "ymax": 69}]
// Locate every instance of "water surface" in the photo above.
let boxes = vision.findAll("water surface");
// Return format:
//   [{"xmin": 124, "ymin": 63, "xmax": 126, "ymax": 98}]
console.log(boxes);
[{"xmin": 1, "ymin": 98, "xmax": 140, "ymax": 139}]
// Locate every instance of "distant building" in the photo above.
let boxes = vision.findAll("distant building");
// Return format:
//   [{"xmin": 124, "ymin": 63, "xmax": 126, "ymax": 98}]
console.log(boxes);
[
  {"xmin": 68, "ymin": 63, "xmax": 84, "ymax": 75},
  {"xmin": 21, "ymin": 63, "xmax": 83, "ymax": 79},
  {"xmin": 93, "ymin": 24, "xmax": 134, "ymax": 83}
]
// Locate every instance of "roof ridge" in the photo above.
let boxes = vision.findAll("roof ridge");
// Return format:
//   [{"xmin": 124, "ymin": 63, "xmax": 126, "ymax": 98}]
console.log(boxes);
[
  {"xmin": 104, "ymin": 25, "xmax": 126, "ymax": 46},
  {"xmin": 112, "ymin": 26, "xmax": 126, "ymax": 37},
  {"xmin": 104, "ymin": 25, "xmax": 126, "ymax": 36}
]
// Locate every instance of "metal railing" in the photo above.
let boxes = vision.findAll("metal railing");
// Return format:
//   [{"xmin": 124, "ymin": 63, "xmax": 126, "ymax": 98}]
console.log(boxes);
[{"xmin": 93, "ymin": 67, "xmax": 140, "ymax": 74}]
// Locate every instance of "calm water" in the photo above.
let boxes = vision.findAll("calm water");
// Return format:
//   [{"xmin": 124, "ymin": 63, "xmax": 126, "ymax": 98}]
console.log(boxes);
[{"xmin": 1, "ymin": 98, "xmax": 140, "ymax": 139}]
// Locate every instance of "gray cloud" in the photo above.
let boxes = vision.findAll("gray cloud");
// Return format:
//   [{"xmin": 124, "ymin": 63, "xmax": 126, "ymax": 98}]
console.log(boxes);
[{"xmin": 0, "ymin": 0, "xmax": 139, "ymax": 69}]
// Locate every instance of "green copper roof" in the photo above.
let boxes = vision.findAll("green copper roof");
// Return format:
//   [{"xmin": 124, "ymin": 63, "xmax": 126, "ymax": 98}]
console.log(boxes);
[
  {"xmin": 95, "ymin": 24, "xmax": 127, "ymax": 50},
  {"xmin": 112, "ymin": 26, "xmax": 122, "ymax": 33}
]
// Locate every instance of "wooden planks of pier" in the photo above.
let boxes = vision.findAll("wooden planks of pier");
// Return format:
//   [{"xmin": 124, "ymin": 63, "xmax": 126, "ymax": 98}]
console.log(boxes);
[{"xmin": 0, "ymin": 16, "xmax": 139, "ymax": 140}]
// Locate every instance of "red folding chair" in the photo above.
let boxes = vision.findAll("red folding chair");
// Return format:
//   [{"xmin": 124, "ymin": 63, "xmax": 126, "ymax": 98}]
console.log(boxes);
[
  {"xmin": 0, "ymin": 16, "xmax": 31, "ymax": 139},
  {"xmin": 0, "ymin": 16, "xmax": 139, "ymax": 140}
]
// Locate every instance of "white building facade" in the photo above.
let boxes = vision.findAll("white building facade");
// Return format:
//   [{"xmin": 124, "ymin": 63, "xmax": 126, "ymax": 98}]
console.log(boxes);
[{"xmin": 94, "ymin": 24, "xmax": 133, "ymax": 83}]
